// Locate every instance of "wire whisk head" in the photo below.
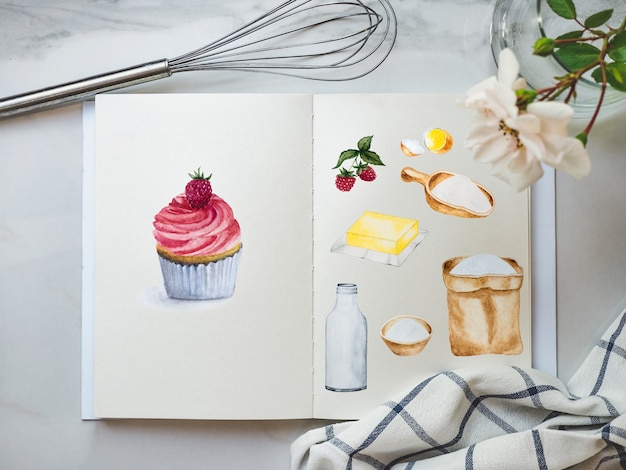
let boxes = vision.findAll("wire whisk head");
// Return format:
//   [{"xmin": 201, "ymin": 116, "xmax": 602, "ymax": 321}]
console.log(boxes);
[{"xmin": 169, "ymin": 0, "xmax": 397, "ymax": 81}]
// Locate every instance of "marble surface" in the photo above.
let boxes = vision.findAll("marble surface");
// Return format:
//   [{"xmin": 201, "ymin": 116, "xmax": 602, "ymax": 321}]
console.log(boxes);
[{"xmin": 1, "ymin": 0, "xmax": 626, "ymax": 468}]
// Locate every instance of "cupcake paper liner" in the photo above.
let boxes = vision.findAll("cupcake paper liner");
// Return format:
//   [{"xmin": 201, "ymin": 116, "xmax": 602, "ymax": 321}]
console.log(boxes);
[{"xmin": 158, "ymin": 247, "xmax": 242, "ymax": 300}]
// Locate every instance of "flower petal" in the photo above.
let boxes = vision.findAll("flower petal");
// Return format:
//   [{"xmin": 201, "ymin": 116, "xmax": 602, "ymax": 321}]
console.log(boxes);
[
  {"xmin": 487, "ymin": 147, "xmax": 543, "ymax": 191},
  {"xmin": 527, "ymin": 101, "xmax": 572, "ymax": 136},
  {"xmin": 466, "ymin": 124, "xmax": 515, "ymax": 163},
  {"xmin": 484, "ymin": 85, "xmax": 519, "ymax": 120},
  {"xmin": 545, "ymin": 136, "xmax": 591, "ymax": 179},
  {"xmin": 473, "ymin": 138, "xmax": 514, "ymax": 164},
  {"xmin": 465, "ymin": 121, "xmax": 499, "ymax": 146},
  {"xmin": 497, "ymin": 48, "xmax": 520, "ymax": 87},
  {"xmin": 518, "ymin": 130, "xmax": 545, "ymax": 162},
  {"xmin": 507, "ymin": 160, "xmax": 545, "ymax": 191},
  {"xmin": 512, "ymin": 77, "xmax": 527, "ymax": 91},
  {"xmin": 513, "ymin": 113, "xmax": 541, "ymax": 135},
  {"xmin": 463, "ymin": 77, "xmax": 499, "ymax": 102}
]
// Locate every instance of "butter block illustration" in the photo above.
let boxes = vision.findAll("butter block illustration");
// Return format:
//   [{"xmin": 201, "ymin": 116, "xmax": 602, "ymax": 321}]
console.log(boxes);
[{"xmin": 346, "ymin": 211, "xmax": 419, "ymax": 255}]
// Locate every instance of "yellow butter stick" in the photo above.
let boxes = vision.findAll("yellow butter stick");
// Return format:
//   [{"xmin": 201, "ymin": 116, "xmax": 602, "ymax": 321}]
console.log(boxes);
[{"xmin": 346, "ymin": 211, "xmax": 419, "ymax": 255}]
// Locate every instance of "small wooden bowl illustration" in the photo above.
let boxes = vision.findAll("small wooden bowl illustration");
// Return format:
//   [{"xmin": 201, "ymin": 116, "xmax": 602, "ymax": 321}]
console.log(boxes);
[
  {"xmin": 400, "ymin": 166, "xmax": 494, "ymax": 218},
  {"xmin": 380, "ymin": 315, "xmax": 432, "ymax": 356}
]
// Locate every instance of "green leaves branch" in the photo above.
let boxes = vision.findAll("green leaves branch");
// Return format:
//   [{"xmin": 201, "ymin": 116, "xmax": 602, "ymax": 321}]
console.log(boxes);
[
  {"xmin": 532, "ymin": 0, "xmax": 626, "ymax": 143},
  {"xmin": 332, "ymin": 135, "xmax": 385, "ymax": 176}
]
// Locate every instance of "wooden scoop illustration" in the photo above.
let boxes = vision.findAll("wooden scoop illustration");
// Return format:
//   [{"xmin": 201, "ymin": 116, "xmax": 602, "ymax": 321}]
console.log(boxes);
[{"xmin": 401, "ymin": 167, "xmax": 494, "ymax": 218}]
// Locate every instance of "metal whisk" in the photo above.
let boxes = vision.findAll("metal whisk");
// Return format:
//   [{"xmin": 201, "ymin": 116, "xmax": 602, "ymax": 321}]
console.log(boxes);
[{"xmin": 0, "ymin": 0, "xmax": 396, "ymax": 119}]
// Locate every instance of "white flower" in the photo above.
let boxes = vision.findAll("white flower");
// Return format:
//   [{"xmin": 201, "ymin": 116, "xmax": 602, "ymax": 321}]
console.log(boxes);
[
  {"xmin": 526, "ymin": 101, "xmax": 591, "ymax": 179},
  {"xmin": 461, "ymin": 48, "xmax": 591, "ymax": 191}
]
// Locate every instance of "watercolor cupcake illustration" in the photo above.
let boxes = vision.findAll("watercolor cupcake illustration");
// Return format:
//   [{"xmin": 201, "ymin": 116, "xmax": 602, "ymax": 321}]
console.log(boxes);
[{"xmin": 153, "ymin": 168, "xmax": 242, "ymax": 300}]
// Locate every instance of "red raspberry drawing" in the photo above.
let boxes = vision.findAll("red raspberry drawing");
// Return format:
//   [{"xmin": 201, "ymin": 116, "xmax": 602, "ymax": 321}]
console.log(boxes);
[
  {"xmin": 335, "ymin": 168, "xmax": 357, "ymax": 192},
  {"xmin": 358, "ymin": 165, "xmax": 377, "ymax": 182},
  {"xmin": 332, "ymin": 136, "xmax": 384, "ymax": 191},
  {"xmin": 185, "ymin": 168, "xmax": 213, "ymax": 208}
]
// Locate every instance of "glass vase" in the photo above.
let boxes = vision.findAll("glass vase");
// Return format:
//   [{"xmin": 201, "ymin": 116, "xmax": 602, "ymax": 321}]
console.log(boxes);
[{"xmin": 490, "ymin": 0, "xmax": 626, "ymax": 117}]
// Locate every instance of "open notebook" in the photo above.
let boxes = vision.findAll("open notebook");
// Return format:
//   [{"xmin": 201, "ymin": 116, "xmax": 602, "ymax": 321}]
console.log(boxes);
[{"xmin": 82, "ymin": 93, "xmax": 555, "ymax": 420}]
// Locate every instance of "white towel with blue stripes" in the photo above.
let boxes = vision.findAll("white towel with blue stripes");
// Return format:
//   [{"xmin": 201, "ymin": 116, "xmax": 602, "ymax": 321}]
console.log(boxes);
[{"xmin": 291, "ymin": 311, "xmax": 626, "ymax": 469}]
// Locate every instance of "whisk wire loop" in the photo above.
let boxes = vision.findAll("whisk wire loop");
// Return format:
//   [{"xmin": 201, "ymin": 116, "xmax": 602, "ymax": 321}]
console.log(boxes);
[
  {"xmin": 171, "ymin": 1, "xmax": 372, "ymax": 62},
  {"xmin": 168, "ymin": 0, "xmax": 395, "ymax": 78}
]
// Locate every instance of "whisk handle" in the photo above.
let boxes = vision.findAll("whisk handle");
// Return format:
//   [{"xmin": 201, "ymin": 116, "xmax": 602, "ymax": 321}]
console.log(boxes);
[{"xmin": 0, "ymin": 59, "xmax": 171, "ymax": 119}]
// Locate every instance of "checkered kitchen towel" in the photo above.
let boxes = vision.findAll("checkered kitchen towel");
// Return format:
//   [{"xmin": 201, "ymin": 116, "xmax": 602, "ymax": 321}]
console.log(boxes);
[{"xmin": 291, "ymin": 310, "xmax": 626, "ymax": 469}]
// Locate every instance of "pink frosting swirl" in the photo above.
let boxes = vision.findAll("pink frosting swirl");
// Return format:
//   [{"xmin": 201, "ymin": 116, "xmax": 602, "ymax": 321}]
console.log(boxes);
[{"xmin": 153, "ymin": 194, "xmax": 241, "ymax": 257}]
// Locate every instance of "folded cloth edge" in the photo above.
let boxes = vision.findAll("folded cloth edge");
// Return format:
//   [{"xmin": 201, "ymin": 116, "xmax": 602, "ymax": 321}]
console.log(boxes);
[{"xmin": 291, "ymin": 310, "xmax": 626, "ymax": 469}]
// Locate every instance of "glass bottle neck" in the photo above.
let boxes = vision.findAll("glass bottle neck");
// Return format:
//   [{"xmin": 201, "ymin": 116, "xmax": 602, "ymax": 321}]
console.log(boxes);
[
  {"xmin": 336, "ymin": 283, "xmax": 357, "ymax": 295},
  {"xmin": 334, "ymin": 283, "xmax": 358, "ymax": 308}
]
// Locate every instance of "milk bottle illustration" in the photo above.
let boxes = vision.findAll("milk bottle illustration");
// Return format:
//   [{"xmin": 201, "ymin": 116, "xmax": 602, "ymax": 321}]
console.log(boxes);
[{"xmin": 325, "ymin": 283, "xmax": 367, "ymax": 392}]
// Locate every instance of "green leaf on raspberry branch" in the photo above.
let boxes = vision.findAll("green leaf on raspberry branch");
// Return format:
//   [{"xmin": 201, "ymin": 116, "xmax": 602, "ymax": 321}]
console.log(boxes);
[
  {"xmin": 547, "ymin": 0, "xmax": 576, "ymax": 20},
  {"xmin": 188, "ymin": 167, "xmax": 212, "ymax": 180},
  {"xmin": 584, "ymin": 9, "xmax": 613, "ymax": 29},
  {"xmin": 357, "ymin": 136, "xmax": 373, "ymax": 152},
  {"xmin": 338, "ymin": 167, "xmax": 355, "ymax": 177},
  {"xmin": 360, "ymin": 150, "xmax": 385, "ymax": 166},
  {"xmin": 333, "ymin": 149, "xmax": 360, "ymax": 169},
  {"xmin": 555, "ymin": 43, "xmax": 601, "ymax": 70},
  {"xmin": 608, "ymin": 31, "xmax": 626, "ymax": 62},
  {"xmin": 354, "ymin": 162, "xmax": 368, "ymax": 172}
]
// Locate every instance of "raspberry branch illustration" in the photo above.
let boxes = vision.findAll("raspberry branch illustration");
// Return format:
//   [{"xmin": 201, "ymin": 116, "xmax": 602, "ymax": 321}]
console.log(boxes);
[{"xmin": 332, "ymin": 136, "xmax": 385, "ymax": 192}]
